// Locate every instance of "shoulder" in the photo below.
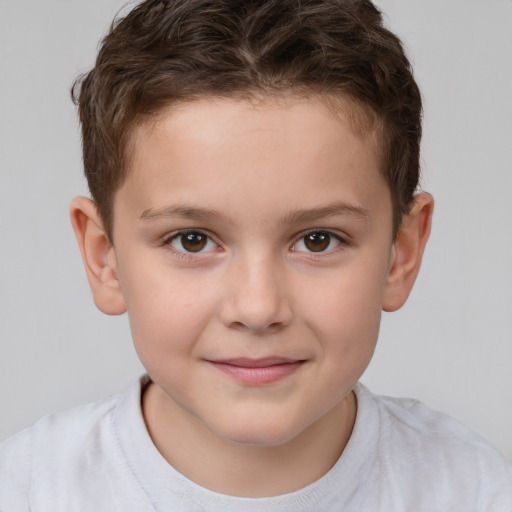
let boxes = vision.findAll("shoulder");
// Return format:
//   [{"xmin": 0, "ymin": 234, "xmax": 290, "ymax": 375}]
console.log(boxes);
[
  {"xmin": 0, "ymin": 388, "xmax": 123, "ymax": 508},
  {"xmin": 0, "ymin": 421, "xmax": 32, "ymax": 510},
  {"xmin": 364, "ymin": 385, "xmax": 506, "ymax": 458},
  {"xmin": 355, "ymin": 384, "xmax": 512, "ymax": 509},
  {"xmin": 2, "ymin": 388, "xmax": 122, "ymax": 452}
]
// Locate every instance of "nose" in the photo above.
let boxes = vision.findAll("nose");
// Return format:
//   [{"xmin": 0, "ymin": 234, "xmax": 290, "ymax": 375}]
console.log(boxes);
[{"xmin": 219, "ymin": 253, "xmax": 293, "ymax": 334}]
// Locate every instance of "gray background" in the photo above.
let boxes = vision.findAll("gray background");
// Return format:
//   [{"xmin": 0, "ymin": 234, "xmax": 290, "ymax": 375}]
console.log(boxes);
[{"xmin": 1, "ymin": 1, "xmax": 511, "ymax": 460}]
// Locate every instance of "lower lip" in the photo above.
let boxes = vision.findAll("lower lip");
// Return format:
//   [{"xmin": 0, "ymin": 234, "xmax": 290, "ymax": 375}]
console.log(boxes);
[{"xmin": 209, "ymin": 361, "xmax": 303, "ymax": 385}]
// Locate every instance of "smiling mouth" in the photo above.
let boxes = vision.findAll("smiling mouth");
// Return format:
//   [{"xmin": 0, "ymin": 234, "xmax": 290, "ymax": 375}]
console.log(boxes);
[{"xmin": 207, "ymin": 358, "xmax": 305, "ymax": 385}]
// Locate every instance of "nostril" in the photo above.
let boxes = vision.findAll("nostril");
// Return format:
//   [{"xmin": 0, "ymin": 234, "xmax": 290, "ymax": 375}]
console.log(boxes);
[
  {"xmin": 219, "ymin": 279, "xmax": 293, "ymax": 333},
  {"xmin": 228, "ymin": 320, "xmax": 284, "ymax": 334},
  {"xmin": 229, "ymin": 321, "xmax": 247, "ymax": 332}
]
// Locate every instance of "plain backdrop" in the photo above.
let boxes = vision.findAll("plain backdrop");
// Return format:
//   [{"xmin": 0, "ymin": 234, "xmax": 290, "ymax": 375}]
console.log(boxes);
[{"xmin": 1, "ymin": 1, "xmax": 511, "ymax": 461}]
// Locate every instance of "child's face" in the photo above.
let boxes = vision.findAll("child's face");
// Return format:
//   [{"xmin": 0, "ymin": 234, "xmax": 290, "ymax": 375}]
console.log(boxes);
[{"xmin": 111, "ymin": 96, "xmax": 396, "ymax": 446}]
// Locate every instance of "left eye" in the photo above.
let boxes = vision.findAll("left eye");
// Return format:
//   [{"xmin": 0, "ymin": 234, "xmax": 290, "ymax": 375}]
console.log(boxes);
[
  {"xmin": 292, "ymin": 231, "xmax": 342, "ymax": 253},
  {"xmin": 169, "ymin": 231, "xmax": 218, "ymax": 253}
]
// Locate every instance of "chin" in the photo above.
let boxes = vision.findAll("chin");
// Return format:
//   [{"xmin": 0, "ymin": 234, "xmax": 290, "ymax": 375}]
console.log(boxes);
[{"xmin": 212, "ymin": 415, "xmax": 306, "ymax": 448}]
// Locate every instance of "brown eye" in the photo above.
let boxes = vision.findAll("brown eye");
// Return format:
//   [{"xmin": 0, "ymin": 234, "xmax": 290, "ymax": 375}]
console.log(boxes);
[
  {"xmin": 170, "ymin": 231, "xmax": 216, "ymax": 253},
  {"xmin": 292, "ymin": 231, "xmax": 342, "ymax": 253},
  {"xmin": 181, "ymin": 233, "xmax": 207, "ymax": 252},
  {"xmin": 304, "ymin": 232, "xmax": 331, "ymax": 252}
]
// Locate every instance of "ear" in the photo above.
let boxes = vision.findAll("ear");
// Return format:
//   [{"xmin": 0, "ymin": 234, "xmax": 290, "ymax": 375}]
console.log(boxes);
[
  {"xmin": 70, "ymin": 197, "xmax": 126, "ymax": 315},
  {"xmin": 382, "ymin": 192, "xmax": 434, "ymax": 312}
]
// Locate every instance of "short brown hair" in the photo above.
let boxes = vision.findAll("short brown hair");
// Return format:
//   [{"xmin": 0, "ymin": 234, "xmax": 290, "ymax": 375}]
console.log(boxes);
[{"xmin": 72, "ymin": 0, "xmax": 422, "ymax": 241}]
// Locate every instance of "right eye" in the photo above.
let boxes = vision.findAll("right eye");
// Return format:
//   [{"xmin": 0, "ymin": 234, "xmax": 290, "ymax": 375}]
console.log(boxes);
[{"xmin": 167, "ymin": 230, "xmax": 218, "ymax": 253}]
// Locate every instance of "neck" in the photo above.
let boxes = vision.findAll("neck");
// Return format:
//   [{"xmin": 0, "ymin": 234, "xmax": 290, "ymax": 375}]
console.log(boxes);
[{"xmin": 142, "ymin": 383, "xmax": 357, "ymax": 497}]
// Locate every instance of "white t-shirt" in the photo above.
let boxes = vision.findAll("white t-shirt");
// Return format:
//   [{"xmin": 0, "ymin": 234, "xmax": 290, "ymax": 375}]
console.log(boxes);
[{"xmin": 1, "ymin": 375, "xmax": 511, "ymax": 511}]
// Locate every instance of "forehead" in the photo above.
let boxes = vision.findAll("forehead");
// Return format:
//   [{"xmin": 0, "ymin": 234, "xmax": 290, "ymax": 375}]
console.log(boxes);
[
  {"xmin": 117, "ymin": 95, "xmax": 390, "ymax": 229},
  {"xmin": 133, "ymin": 92, "xmax": 381, "ymax": 158}
]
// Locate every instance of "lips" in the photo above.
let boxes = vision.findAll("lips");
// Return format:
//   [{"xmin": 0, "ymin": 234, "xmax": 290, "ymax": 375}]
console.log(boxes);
[{"xmin": 208, "ymin": 357, "xmax": 304, "ymax": 385}]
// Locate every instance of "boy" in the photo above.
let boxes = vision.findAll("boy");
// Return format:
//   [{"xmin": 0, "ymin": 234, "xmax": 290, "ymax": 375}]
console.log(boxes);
[{"xmin": 1, "ymin": 0, "xmax": 511, "ymax": 510}]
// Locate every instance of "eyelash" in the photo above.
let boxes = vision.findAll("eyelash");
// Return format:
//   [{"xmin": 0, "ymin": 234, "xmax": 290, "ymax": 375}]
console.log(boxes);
[
  {"xmin": 163, "ymin": 229, "xmax": 221, "ymax": 259},
  {"xmin": 291, "ymin": 229, "xmax": 348, "ymax": 255},
  {"xmin": 162, "ymin": 228, "xmax": 348, "ymax": 258}
]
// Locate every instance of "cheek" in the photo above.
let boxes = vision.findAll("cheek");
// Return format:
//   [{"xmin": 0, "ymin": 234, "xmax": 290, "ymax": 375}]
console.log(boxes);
[
  {"xmin": 299, "ymin": 261, "xmax": 387, "ymax": 358},
  {"xmin": 120, "ymin": 265, "xmax": 219, "ymax": 360}
]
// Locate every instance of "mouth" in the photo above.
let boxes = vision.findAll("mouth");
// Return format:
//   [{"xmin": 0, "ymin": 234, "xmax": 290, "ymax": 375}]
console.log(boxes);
[{"xmin": 207, "ymin": 357, "xmax": 305, "ymax": 385}]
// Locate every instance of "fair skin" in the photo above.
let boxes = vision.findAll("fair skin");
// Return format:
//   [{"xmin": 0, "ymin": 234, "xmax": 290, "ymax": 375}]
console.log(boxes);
[{"xmin": 71, "ymin": 95, "xmax": 433, "ymax": 497}]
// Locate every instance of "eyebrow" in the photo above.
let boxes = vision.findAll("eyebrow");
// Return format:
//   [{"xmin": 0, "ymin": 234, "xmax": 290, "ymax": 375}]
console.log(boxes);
[
  {"xmin": 280, "ymin": 201, "xmax": 370, "ymax": 225},
  {"xmin": 140, "ymin": 205, "xmax": 222, "ymax": 222},
  {"xmin": 140, "ymin": 200, "xmax": 369, "ymax": 225}
]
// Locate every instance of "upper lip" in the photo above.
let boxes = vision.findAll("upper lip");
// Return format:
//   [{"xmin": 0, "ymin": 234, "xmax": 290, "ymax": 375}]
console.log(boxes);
[{"xmin": 209, "ymin": 357, "xmax": 303, "ymax": 368}]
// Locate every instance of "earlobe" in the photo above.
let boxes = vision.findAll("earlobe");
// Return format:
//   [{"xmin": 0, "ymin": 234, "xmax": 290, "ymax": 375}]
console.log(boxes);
[
  {"xmin": 382, "ymin": 192, "xmax": 434, "ymax": 312},
  {"xmin": 70, "ymin": 197, "xmax": 126, "ymax": 316}
]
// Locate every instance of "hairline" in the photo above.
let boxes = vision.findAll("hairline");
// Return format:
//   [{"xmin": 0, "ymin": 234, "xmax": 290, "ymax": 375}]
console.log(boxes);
[{"xmin": 106, "ymin": 89, "xmax": 388, "ymax": 243}]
